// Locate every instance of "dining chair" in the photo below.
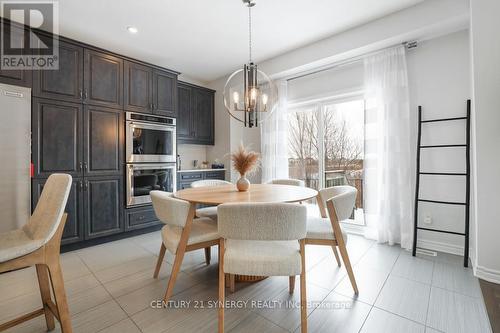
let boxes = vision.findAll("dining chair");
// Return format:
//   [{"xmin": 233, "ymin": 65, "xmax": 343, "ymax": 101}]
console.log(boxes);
[
  {"xmin": 0, "ymin": 174, "xmax": 72, "ymax": 332},
  {"xmin": 190, "ymin": 179, "xmax": 232, "ymax": 221},
  {"xmin": 268, "ymin": 178, "xmax": 305, "ymax": 187},
  {"xmin": 150, "ymin": 191, "xmax": 219, "ymax": 303},
  {"xmin": 307, "ymin": 185, "xmax": 358, "ymax": 294},
  {"xmin": 217, "ymin": 202, "xmax": 308, "ymax": 333}
]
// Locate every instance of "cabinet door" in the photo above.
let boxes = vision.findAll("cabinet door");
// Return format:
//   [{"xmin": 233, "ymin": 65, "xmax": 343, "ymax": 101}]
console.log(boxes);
[
  {"xmin": 0, "ymin": 24, "xmax": 32, "ymax": 87},
  {"xmin": 125, "ymin": 206, "xmax": 159, "ymax": 231},
  {"xmin": 84, "ymin": 105, "xmax": 123, "ymax": 176},
  {"xmin": 177, "ymin": 84, "xmax": 193, "ymax": 141},
  {"xmin": 84, "ymin": 49, "xmax": 123, "ymax": 109},
  {"xmin": 32, "ymin": 178, "xmax": 84, "ymax": 244},
  {"xmin": 32, "ymin": 98, "xmax": 83, "ymax": 178},
  {"xmin": 84, "ymin": 176, "xmax": 123, "ymax": 239},
  {"xmin": 33, "ymin": 41, "xmax": 83, "ymax": 102},
  {"xmin": 124, "ymin": 61, "xmax": 153, "ymax": 113},
  {"xmin": 152, "ymin": 70, "xmax": 177, "ymax": 117},
  {"xmin": 193, "ymin": 88, "xmax": 214, "ymax": 144}
]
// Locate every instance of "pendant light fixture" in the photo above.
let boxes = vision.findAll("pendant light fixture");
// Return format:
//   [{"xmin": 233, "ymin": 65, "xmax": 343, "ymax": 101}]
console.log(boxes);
[{"xmin": 223, "ymin": 0, "xmax": 276, "ymax": 128}]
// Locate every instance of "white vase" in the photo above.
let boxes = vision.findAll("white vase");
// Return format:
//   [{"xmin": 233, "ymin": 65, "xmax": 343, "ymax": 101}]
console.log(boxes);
[{"xmin": 236, "ymin": 175, "xmax": 250, "ymax": 192}]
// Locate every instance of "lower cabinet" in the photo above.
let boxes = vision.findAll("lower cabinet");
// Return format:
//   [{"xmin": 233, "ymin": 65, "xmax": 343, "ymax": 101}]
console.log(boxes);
[
  {"xmin": 84, "ymin": 176, "xmax": 124, "ymax": 239},
  {"xmin": 125, "ymin": 205, "xmax": 160, "ymax": 231},
  {"xmin": 32, "ymin": 178, "xmax": 84, "ymax": 245},
  {"xmin": 32, "ymin": 175, "xmax": 124, "ymax": 244}
]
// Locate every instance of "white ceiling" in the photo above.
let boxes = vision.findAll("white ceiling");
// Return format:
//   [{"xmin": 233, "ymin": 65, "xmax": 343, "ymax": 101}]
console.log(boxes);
[{"xmin": 56, "ymin": 0, "xmax": 423, "ymax": 82}]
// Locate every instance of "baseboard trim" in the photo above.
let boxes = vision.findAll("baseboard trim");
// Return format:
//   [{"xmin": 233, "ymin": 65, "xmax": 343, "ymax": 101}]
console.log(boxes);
[
  {"xmin": 417, "ymin": 239, "xmax": 467, "ymax": 256},
  {"xmin": 475, "ymin": 265, "xmax": 500, "ymax": 284}
]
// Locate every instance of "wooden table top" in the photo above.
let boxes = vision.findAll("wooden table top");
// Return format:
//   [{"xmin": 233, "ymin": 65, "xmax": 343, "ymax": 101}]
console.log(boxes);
[{"xmin": 174, "ymin": 184, "xmax": 318, "ymax": 205}]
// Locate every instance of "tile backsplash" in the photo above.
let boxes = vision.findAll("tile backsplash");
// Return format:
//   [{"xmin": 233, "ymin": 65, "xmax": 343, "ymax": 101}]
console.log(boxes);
[{"xmin": 177, "ymin": 144, "xmax": 207, "ymax": 169}]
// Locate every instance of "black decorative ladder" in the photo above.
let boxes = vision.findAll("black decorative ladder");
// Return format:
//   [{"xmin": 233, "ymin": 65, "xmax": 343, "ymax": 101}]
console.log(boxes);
[{"xmin": 412, "ymin": 100, "xmax": 471, "ymax": 267}]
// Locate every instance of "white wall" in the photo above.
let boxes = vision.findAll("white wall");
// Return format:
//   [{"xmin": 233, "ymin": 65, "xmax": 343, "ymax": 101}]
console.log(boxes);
[
  {"xmin": 470, "ymin": 0, "xmax": 500, "ymax": 283},
  {"xmin": 407, "ymin": 30, "xmax": 472, "ymax": 254},
  {"xmin": 207, "ymin": 0, "xmax": 470, "ymax": 185}
]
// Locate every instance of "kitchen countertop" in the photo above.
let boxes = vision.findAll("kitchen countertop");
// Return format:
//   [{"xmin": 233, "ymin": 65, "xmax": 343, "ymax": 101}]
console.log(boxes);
[{"xmin": 177, "ymin": 168, "xmax": 226, "ymax": 173}]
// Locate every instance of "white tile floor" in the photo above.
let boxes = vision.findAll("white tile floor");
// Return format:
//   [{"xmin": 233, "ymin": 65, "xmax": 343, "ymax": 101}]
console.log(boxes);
[{"xmin": 0, "ymin": 232, "xmax": 492, "ymax": 333}]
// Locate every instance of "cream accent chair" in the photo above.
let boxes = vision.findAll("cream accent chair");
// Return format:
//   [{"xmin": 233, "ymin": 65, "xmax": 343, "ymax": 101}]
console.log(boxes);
[
  {"xmin": 268, "ymin": 178, "xmax": 305, "ymax": 187},
  {"xmin": 0, "ymin": 174, "xmax": 72, "ymax": 332},
  {"xmin": 217, "ymin": 203, "xmax": 308, "ymax": 333},
  {"xmin": 190, "ymin": 179, "xmax": 232, "ymax": 221},
  {"xmin": 150, "ymin": 191, "xmax": 219, "ymax": 303},
  {"xmin": 307, "ymin": 185, "xmax": 358, "ymax": 294}
]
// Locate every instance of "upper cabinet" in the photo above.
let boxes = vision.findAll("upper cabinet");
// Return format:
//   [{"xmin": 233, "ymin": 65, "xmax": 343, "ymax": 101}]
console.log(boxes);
[
  {"xmin": 124, "ymin": 61, "xmax": 177, "ymax": 117},
  {"xmin": 0, "ymin": 24, "xmax": 32, "ymax": 87},
  {"xmin": 152, "ymin": 69, "xmax": 177, "ymax": 117},
  {"xmin": 84, "ymin": 49, "xmax": 123, "ymax": 109},
  {"xmin": 124, "ymin": 61, "xmax": 153, "ymax": 113},
  {"xmin": 177, "ymin": 82, "xmax": 215, "ymax": 145},
  {"xmin": 33, "ymin": 40, "xmax": 84, "ymax": 102}
]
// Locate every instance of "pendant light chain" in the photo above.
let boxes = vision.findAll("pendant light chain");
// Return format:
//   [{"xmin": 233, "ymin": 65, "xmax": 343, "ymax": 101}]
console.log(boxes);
[{"xmin": 248, "ymin": 5, "xmax": 252, "ymax": 63}]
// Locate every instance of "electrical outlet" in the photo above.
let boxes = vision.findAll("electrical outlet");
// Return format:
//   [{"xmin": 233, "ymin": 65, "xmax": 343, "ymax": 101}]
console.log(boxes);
[{"xmin": 424, "ymin": 216, "xmax": 432, "ymax": 225}]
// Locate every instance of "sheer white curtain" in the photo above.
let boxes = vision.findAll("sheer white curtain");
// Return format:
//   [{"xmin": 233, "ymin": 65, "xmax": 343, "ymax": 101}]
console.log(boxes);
[
  {"xmin": 363, "ymin": 46, "xmax": 415, "ymax": 249},
  {"xmin": 261, "ymin": 80, "xmax": 289, "ymax": 183}
]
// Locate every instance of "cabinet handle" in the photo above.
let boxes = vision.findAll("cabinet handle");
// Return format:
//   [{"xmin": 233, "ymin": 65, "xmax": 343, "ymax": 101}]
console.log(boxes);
[
  {"xmin": 84, "ymin": 181, "xmax": 88, "ymax": 191},
  {"xmin": 79, "ymin": 162, "xmax": 83, "ymax": 171},
  {"xmin": 79, "ymin": 181, "xmax": 83, "ymax": 191},
  {"xmin": 83, "ymin": 89, "xmax": 88, "ymax": 100},
  {"xmin": 79, "ymin": 89, "xmax": 83, "ymax": 100},
  {"xmin": 152, "ymin": 103, "xmax": 156, "ymax": 110},
  {"xmin": 83, "ymin": 162, "xmax": 88, "ymax": 171}
]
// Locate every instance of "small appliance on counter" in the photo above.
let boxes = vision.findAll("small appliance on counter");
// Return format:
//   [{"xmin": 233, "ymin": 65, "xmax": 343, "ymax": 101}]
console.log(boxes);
[{"xmin": 211, "ymin": 159, "xmax": 225, "ymax": 169}]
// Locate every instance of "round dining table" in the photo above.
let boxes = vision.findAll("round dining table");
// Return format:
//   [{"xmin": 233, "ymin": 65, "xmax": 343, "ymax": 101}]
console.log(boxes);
[
  {"xmin": 173, "ymin": 183, "xmax": 318, "ymax": 283},
  {"xmin": 174, "ymin": 183, "xmax": 318, "ymax": 205}
]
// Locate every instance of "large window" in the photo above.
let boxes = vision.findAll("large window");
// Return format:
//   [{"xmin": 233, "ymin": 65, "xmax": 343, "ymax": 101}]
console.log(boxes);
[{"xmin": 288, "ymin": 97, "xmax": 365, "ymax": 224}]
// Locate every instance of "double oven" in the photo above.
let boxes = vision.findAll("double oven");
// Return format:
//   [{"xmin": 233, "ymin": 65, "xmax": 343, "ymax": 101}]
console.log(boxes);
[{"xmin": 125, "ymin": 112, "xmax": 177, "ymax": 207}]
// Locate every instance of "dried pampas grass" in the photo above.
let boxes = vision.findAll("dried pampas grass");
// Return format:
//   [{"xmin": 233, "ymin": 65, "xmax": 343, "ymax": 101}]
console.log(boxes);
[{"xmin": 231, "ymin": 143, "xmax": 260, "ymax": 176}]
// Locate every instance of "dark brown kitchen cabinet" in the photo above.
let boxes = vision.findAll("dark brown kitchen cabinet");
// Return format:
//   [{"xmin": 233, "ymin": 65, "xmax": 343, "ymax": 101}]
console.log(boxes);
[
  {"xmin": 84, "ymin": 176, "xmax": 123, "ymax": 239},
  {"xmin": 177, "ymin": 82, "xmax": 214, "ymax": 145},
  {"xmin": 84, "ymin": 105, "xmax": 123, "ymax": 176},
  {"xmin": 177, "ymin": 83, "xmax": 192, "ymax": 140},
  {"xmin": 32, "ymin": 178, "xmax": 84, "ymax": 245},
  {"xmin": 193, "ymin": 88, "xmax": 214, "ymax": 144},
  {"xmin": 152, "ymin": 69, "xmax": 177, "ymax": 117},
  {"xmin": 124, "ymin": 61, "xmax": 152, "ymax": 113},
  {"xmin": 84, "ymin": 49, "xmax": 123, "ymax": 109},
  {"xmin": 32, "ymin": 98, "xmax": 83, "ymax": 178},
  {"xmin": 0, "ymin": 23, "xmax": 32, "ymax": 87},
  {"xmin": 33, "ymin": 40, "xmax": 84, "ymax": 102}
]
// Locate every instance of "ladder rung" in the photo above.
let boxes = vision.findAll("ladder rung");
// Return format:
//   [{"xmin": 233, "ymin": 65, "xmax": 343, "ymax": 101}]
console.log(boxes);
[
  {"xmin": 421, "ymin": 116, "xmax": 467, "ymax": 123},
  {"xmin": 418, "ymin": 199, "xmax": 466, "ymax": 205},
  {"xmin": 420, "ymin": 144, "xmax": 466, "ymax": 148},
  {"xmin": 417, "ymin": 227, "xmax": 466, "ymax": 236},
  {"xmin": 419, "ymin": 172, "xmax": 467, "ymax": 176}
]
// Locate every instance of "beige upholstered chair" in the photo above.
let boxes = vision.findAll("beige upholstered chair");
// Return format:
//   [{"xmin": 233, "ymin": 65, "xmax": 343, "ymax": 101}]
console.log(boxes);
[
  {"xmin": 268, "ymin": 178, "xmax": 305, "ymax": 187},
  {"xmin": 0, "ymin": 174, "xmax": 72, "ymax": 332},
  {"xmin": 217, "ymin": 203, "xmax": 308, "ymax": 333},
  {"xmin": 150, "ymin": 191, "xmax": 219, "ymax": 303},
  {"xmin": 191, "ymin": 179, "xmax": 232, "ymax": 221},
  {"xmin": 307, "ymin": 185, "xmax": 358, "ymax": 294}
]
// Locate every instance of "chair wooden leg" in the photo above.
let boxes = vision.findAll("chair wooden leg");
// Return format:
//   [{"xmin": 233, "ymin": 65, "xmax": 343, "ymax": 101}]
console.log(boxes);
[
  {"xmin": 204, "ymin": 247, "xmax": 211, "ymax": 266},
  {"xmin": 229, "ymin": 274, "xmax": 235, "ymax": 293},
  {"xmin": 338, "ymin": 242, "xmax": 358, "ymax": 294},
  {"xmin": 163, "ymin": 246, "xmax": 187, "ymax": 304},
  {"xmin": 289, "ymin": 276, "xmax": 296, "ymax": 294},
  {"xmin": 218, "ymin": 239, "xmax": 225, "ymax": 333},
  {"xmin": 154, "ymin": 243, "xmax": 166, "ymax": 279},
  {"xmin": 299, "ymin": 240, "xmax": 308, "ymax": 333},
  {"xmin": 331, "ymin": 245, "xmax": 341, "ymax": 267},
  {"xmin": 35, "ymin": 264, "xmax": 55, "ymax": 331},
  {"xmin": 47, "ymin": 260, "xmax": 72, "ymax": 333}
]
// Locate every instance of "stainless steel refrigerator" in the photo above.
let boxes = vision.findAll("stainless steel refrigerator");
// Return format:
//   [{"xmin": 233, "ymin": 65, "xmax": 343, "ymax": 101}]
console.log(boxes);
[{"xmin": 0, "ymin": 83, "xmax": 31, "ymax": 233}]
